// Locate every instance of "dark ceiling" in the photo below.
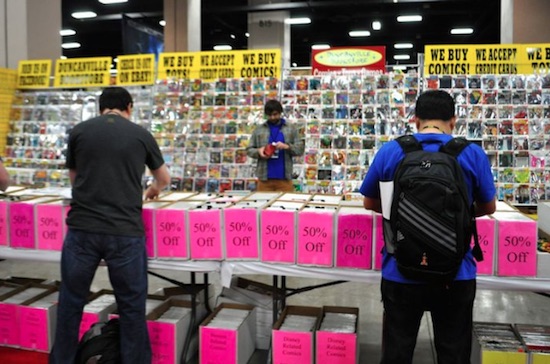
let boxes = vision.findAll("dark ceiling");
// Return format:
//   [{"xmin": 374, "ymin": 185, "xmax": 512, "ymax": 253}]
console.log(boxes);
[{"xmin": 61, "ymin": 0, "xmax": 501, "ymax": 68}]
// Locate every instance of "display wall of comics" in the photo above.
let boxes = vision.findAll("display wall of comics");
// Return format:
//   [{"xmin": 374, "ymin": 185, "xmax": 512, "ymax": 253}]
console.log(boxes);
[
  {"xmin": 6, "ymin": 72, "xmax": 549, "ymax": 205},
  {"xmin": 426, "ymin": 74, "xmax": 550, "ymax": 205},
  {"xmin": 4, "ymin": 73, "xmax": 419, "ymax": 195}
]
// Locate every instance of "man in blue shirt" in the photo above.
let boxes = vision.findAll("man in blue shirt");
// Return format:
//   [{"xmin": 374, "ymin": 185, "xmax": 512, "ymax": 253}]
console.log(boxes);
[
  {"xmin": 246, "ymin": 99, "xmax": 304, "ymax": 191},
  {"xmin": 360, "ymin": 90, "xmax": 496, "ymax": 364}
]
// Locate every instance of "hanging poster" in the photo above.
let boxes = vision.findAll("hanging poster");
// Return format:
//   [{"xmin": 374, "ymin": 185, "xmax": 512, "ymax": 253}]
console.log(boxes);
[
  {"xmin": 424, "ymin": 43, "xmax": 550, "ymax": 75},
  {"xmin": 53, "ymin": 57, "xmax": 112, "ymax": 88},
  {"xmin": 116, "ymin": 54, "xmax": 155, "ymax": 86},
  {"xmin": 158, "ymin": 49, "xmax": 281, "ymax": 81},
  {"xmin": 17, "ymin": 60, "xmax": 52, "ymax": 89}
]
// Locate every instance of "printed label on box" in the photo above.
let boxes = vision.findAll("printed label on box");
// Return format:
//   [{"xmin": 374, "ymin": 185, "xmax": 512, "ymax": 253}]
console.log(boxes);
[
  {"xmin": 497, "ymin": 220, "xmax": 537, "ymax": 277},
  {"xmin": 336, "ymin": 213, "xmax": 373, "ymax": 269},
  {"xmin": 298, "ymin": 211, "xmax": 334, "ymax": 266},
  {"xmin": 225, "ymin": 209, "xmax": 259, "ymax": 260},
  {"xmin": 261, "ymin": 210, "xmax": 296, "ymax": 264},
  {"xmin": 188, "ymin": 210, "xmax": 223, "ymax": 260},
  {"xmin": 149, "ymin": 321, "xmax": 176, "ymax": 364},
  {"xmin": 272, "ymin": 330, "xmax": 313, "ymax": 364},
  {"xmin": 155, "ymin": 209, "xmax": 188, "ymax": 259},
  {"xmin": 0, "ymin": 303, "xmax": 19, "ymax": 346},
  {"xmin": 200, "ymin": 327, "xmax": 237, "ymax": 363},
  {"xmin": 19, "ymin": 306, "xmax": 50, "ymax": 351},
  {"xmin": 36, "ymin": 204, "xmax": 64, "ymax": 251},
  {"xmin": 316, "ymin": 331, "xmax": 357, "ymax": 364},
  {"xmin": 9, "ymin": 202, "xmax": 35, "ymax": 249}
]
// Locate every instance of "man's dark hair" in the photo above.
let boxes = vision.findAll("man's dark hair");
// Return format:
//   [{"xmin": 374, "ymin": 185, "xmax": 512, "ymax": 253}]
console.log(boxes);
[
  {"xmin": 264, "ymin": 99, "xmax": 283, "ymax": 115},
  {"xmin": 415, "ymin": 90, "xmax": 455, "ymax": 121},
  {"xmin": 99, "ymin": 87, "xmax": 133, "ymax": 113}
]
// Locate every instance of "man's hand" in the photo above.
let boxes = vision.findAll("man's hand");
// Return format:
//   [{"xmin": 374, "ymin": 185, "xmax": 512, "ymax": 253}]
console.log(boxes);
[
  {"xmin": 274, "ymin": 142, "xmax": 289, "ymax": 150},
  {"xmin": 258, "ymin": 146, "xmax": 269, "ymax": 159}
]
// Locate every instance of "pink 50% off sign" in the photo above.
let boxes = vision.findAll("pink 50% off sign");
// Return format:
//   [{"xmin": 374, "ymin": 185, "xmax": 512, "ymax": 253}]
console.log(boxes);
[
  {"xmin": 497, "ymin": 220, "xmax": 537, "ymax": 277},
  {"xmin": 261, "ymin": 209, "xmax": 296, "ymax": 263},
  {"xmin": 297, "ymin": 212, "xmax": 334, "ymax": 266},
  {"xmin": 188, "ymin": 210, "xmax": 222, "ymax": 260}
]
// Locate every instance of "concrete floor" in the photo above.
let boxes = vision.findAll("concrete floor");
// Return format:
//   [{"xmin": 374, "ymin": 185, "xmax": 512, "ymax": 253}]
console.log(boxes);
[{"xmin": 1, "ymin": 259, "xmax": 549, "ymax": 363}]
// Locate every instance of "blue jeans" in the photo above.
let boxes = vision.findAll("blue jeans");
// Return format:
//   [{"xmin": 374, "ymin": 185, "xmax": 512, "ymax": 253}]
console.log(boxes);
[
  {"xmin": 380, "ymin": 278, "xmax": 476, "ymax": 364},
  {"xmin": 50, "ymin": 229, "xmax": 151, "ymax": 364}
]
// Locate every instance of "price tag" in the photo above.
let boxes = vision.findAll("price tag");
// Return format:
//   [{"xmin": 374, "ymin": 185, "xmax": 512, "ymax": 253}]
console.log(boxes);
[
  {"xmin": 224, "ymin": 209, "xmax": 259, "ymax": 260},
  {"xmin": 9, "ymin": 202, "xmax": 35, "ymax": 249},
  {"xmin": 155, "ymin": 209, "xmax": 187, "ymax": 259},
  {"xmin": 260, "ymin": 210, "xmax": 296, "ymax": 264},
  {"xmin": 297, "ymin": 211, "xmax": 334, "ymax": 266},
  {"xmin": 36, "ymin": 204, "xmax": 64, "ymax": 251},
  {"xmin": 188, "ymin": 210, "xmax": 222, "ymax": 260},
  {"xmin": 336, "ymin": 213, "xmax": 373, "ymax": 269},
  {"xmin": 497, "ymin": 220, "xmax": 537, "ymax": 277}
]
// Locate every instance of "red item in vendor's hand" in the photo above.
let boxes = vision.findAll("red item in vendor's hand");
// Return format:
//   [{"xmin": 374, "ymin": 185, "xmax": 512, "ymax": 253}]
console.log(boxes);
[{"xmin": 264, "ymin": 143, "xmax": 276, "ymax": 157}]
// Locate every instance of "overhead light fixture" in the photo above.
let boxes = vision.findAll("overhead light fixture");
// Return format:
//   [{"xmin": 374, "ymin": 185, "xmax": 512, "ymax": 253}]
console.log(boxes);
[
  {"xmin": 312, "ymin": 44, "xmax": 330, "ymax": 50},
  {"xmin": 394, "ymin": 43, "xmax": 413, "ymax": 49},
  {"xmin": 397, "ymin": 15, "xmax": 422, "ymax": 22},
  {"xmin": 292, "ymin": 62, "xmax": 298, "ymax": 67},
  {"xmin": 98, "ymin": 0, "xmax": 128, "ymax": 4},
  {"xmin": 60, "ymin": 29, "xmax": 76, "ymax": 36},
  {"xmin": 159, "ymin": 20, "xmax": 166, "ymax": 27},
  {"xmin": 394, "ymin": 54, "xmax": 410, "ymax": 60},
  {"xmin": 60, "ymin": 56, "xmax": 67, "ymax": 60},
  {"xmin": 372, "ymin": 21, "xmax": 381, "ymax": 31},
  {"xmin": 349, "ymin": 30, "xmax": 371, "ymax": 37},
  {"xmin": 393, "ymin": 65, "xmax": 407, "ymax": 70},
  {"xmin": 213, "ymin": 45, "xmax": 232, "ymax": 51},
  {"xmin": 62, "ymin": 42, "xmax": 81, "ymax": 49},
  {"xmin": 245, "ymin": 32, "xmax": 250, "ymax": 37},
  {"xmin": 230, "ymin": 34, "xmax": 236, "ymax": 39},
  {"xmin": 284, "ymin": 17, "xmax": 311, "ymax": 25},
  {"xmin": 71, "ymin": 11, "xmax": 97, "ymax": 19},
  {"xmin": 451, "ymin": 27, "xmax": 474, "ymax": 35}
]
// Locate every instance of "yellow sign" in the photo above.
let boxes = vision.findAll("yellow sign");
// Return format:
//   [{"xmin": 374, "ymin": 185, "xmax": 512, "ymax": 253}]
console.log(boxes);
[
  {"xmin": 53, "ymin": 57, "xmax": 112, "ymax": 88},
  {"xmin": 116, "ymin": 54, "xmax": 155, "ymax": 86},
  {"xmin": 158, "ymin": 49, "xmax": 281, "ymax": 81},
  {"xmin": 17, "ymin": 60, "xmax": 52, "ymax": 89},
  {"xmin": 424, "ymin": 43, "xmax": 550, "ymax": 75}
]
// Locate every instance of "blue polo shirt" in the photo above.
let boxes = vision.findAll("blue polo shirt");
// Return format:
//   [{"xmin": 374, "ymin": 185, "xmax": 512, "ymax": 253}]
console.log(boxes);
[
  {"xmin": 359, "ymin": 133, "xmax": 496, "ymax": 283},
  {"xmin": 267, "ymin": 121, "xmax": 286, "ymax": 179}
]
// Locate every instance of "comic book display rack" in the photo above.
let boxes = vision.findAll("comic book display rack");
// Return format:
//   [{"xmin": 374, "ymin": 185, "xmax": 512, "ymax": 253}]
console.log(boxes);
[{"xmin": 2, "ymin": 72, "xmax": 550, "ymax": 206}]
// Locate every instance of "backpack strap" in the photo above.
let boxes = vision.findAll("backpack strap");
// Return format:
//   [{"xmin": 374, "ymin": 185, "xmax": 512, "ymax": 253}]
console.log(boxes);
[
  {"xmin": 440, "ymin": 137, "xmax": 470, "ymax": 158},
  {"xmin": 440, "ymin": 137, "xmax": 485, "ymax": 262},
  {"xmin": 395, "ymin": 135, "xmax": 422, "ymax": 154}
]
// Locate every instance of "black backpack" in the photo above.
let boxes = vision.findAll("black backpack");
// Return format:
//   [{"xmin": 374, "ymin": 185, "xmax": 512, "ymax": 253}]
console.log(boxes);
[
  {"xmin": 383, "ymin": 135, "xmax": 482, "ymax": 283},
  {"xmin": 75, "ymin": 318, "xmax": 121, "ymax": 364}
]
